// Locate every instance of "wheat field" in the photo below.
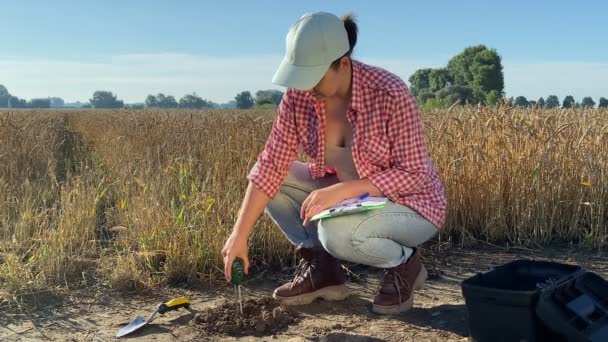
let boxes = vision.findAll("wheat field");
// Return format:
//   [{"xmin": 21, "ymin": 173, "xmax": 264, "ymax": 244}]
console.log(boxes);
[{"xmin": 1, "ymin": 106, "xmax": 606, "ymax": 302}]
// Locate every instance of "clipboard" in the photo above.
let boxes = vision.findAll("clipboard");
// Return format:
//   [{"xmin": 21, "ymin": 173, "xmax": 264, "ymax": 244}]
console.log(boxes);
[{"xmin": 310, "ymin": 196, "xmax": 388, "ymax": 221}]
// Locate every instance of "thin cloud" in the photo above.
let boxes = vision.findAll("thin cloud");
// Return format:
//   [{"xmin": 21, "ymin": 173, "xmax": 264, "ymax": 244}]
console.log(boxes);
[
  {"xmin": 0, "ymin": 54, "xmax": 606, "ymax": 103},
  {"xmin": 0, "ymin": 54, "xmax": 285, "ymax": 103}
]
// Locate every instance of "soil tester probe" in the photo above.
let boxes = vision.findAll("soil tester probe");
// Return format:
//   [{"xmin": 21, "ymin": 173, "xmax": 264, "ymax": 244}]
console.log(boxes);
[
  {"xmin": 116, "ymin": 296, "xmax": 191, "ymax": 337},
  {"xmin": 231, "ymin": 257, "xmax": 245, "ymax": 315}
]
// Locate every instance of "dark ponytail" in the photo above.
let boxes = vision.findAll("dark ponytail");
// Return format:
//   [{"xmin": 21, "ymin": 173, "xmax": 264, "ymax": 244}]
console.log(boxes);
[
  {"xmin": 331, "ymin": 13, "xmax": 358, "ymax": 68},
  {"xmin": 342, "ymin": 13, "xmax": 358, "ymax": 57}
]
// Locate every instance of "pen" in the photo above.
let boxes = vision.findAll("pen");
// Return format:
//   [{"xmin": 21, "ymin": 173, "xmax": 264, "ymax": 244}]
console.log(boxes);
[{"xmin": 358, "ymin": 192, "xmax": 369, "ymax": 200}]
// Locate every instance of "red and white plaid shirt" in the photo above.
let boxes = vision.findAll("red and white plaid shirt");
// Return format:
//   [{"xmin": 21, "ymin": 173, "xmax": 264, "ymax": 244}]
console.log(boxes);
[{"xmin": 248, "ymin": 60, "xmax": 447, "ymax": 229}]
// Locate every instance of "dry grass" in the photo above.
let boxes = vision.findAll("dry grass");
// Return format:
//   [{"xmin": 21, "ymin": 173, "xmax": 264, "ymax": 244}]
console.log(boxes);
[{"xmin": 0, "ymin": 106, "xmax": 606, "ymax": 302}]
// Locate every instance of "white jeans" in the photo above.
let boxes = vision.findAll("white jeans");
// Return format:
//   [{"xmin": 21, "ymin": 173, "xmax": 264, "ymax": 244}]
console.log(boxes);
[{"xmin": 264, "ymin": 161, "xmax": 439, "ymax": 268}]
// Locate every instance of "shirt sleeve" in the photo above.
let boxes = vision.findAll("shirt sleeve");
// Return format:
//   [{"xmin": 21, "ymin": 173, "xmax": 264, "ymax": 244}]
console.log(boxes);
[
  {"xmin": 247, "ymin": 89, "xmax": 299, "ymax": 198},
  {"xmin": 366, "ymin": 91, "xmax": 431, "ymax": 200}
]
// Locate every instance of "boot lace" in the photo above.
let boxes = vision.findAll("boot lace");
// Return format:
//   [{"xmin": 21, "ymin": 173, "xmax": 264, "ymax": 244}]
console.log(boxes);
[
  {"xmin": 289, "ymin": 254, "xmax": 322, "ymax": 290},
  {"xmin": 377, "ymin": 269, "xmax": 410, "ymax": 305}
]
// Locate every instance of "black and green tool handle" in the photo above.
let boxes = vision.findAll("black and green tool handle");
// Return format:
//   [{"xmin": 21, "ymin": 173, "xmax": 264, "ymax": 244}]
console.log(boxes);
[{"xmin": 231, "ymin": 257, "xmax": 245, "ymax": 285}]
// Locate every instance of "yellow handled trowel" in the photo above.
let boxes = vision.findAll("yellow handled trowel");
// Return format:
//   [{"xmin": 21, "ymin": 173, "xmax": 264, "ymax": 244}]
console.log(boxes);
[{"xmin": 116, "ymin": 296, "xmax": 191, "ymax": 337}]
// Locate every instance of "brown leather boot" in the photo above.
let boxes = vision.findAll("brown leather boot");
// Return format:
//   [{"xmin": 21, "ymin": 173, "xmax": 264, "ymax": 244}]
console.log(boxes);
[
  {"xmin": 372, "ymin": 248, "xmax": 428, "ymax": 315},
  {"xmin": 273, "ymin": 246, "xmax": 349, "ymax": 305}
]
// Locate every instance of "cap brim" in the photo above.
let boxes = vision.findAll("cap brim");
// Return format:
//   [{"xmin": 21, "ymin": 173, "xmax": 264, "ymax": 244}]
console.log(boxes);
[{"xmin": 272, "ymin": 59, "xmax": 330, "ymax": 90}]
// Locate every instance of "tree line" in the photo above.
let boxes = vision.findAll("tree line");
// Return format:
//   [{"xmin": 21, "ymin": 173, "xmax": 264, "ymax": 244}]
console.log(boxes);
[
  {"xmin": 2, "ymin": 45, "xmax": 607, "ymax": 110},
  {"xmin": 0, "ymin": 85, "xmax": 66, "ymax": 108},
  {"xmin": 0, "ymin": 84, "xmax": 285, "ymax": 110},
  {"xmin": 142, "ymin": 89, "xmax": 283, "ymax": 110},
  {"xmin": 512, "ymin": 95, "xmax": 608, "ymax": 109}
]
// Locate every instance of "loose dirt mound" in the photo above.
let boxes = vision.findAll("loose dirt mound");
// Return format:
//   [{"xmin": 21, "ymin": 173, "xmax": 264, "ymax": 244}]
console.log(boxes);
[{"xmin": 193, "ymin": 297, "xmax": 299, "ymax": 336}]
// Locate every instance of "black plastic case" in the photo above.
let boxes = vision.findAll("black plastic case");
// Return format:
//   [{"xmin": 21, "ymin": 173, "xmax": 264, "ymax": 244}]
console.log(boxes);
[{"xmin": 461, "ymin": 259, "xmax": 584, "ymax": 341}]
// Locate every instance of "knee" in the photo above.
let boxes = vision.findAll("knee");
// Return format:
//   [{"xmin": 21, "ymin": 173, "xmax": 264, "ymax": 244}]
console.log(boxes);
[
  {"xmin": 317, "ymin": 220, "xmax": 354, "ymax": 260},
  {"xmin": 265, "ymin": 191, "xmax": 288, "ymax": 217}
]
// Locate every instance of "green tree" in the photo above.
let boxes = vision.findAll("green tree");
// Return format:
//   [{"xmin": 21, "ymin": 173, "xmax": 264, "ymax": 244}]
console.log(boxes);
[
  {"xmin": 470, "ymin": 49, "xmax": 504, "ymax": 102},
  {"xmin": 428, "ymin": 68, "xmax": 453, "ymax": 93},
  {"xmin": 0, "ymin": 84, "xmax": 10, "ymax": 107},
  {"xmin": 255, "ymin": 90, "xmax": 284, "ymax": 106},
  {"xmin": 179, "ymin": 93, "xmax": 210, "ymax": 109},
  {"xmin": 514, "ymin": 96, "xmax": 529, "ymax": 107},
  {"xmin": 485, "ymin": 90, "xmax": 500, "ymax": 106},
  {"xmin": 145, "ymin": 94, "xmax": 158, "ymax": 108},
  {"xmin": 161, "ymin": 95, "xmax": 178, "ymax": 108},
  {"xmin": 446, "ymin": 45, "xmax": 488, "ymax": 86},
  {"xmin": 9, "ymin": 96, "xmax": 27, "ymax": 108},
  {"xmin": 545, "ymin": 95, "xmax": 560, "ymax": 109},
  {"xmin": 417, "ymin": 92, "xmax": 436, "ymax": 104},
  {"xmin": 90, "ymin": 91, "xmax": 124, "ymax": 108},
  {"xmin": 581, "ymin": 97, "xmax": 595, "ymax": 108},
  {"xmin": 537, "ymin": 97, "xmax": 545, "ymax": 108},
  {"xmin": 408, "ymin": 45, "xmax": 505, "ymax": 104},
  {"xmin": 436, "ymin": 85, "xmax": 474, "ymax": 105},
  {"xmin": 562, "ymin": 95, "xmax": 575, "ymax": 108},
  {"xmin": 235, "ymin": 91, "xmax": 254, "ymax": 109},
  {"xmin": 420, "ymin": 98, "xmax": 448, "ymax": 111},
  {"xmin": 49, "ymin": 97, "xmax": 65, "ymax": 108},
  {"xmin": 155, "ymin": 93, "xmax": 178, "ymax": 108},
  {"xmin": 28, "ymin": 98, "xmax": 51, "ymax": 108},
  {"xmin": 599, "ymin": 97, "xmax": 608, "ymax": 108},
  {"xmin": 408, "ymin": 68, "xmax": 433, "ymax": 96}
]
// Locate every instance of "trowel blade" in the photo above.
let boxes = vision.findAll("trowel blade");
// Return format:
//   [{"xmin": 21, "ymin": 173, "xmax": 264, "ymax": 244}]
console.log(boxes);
[{"xmin": 116, "ymin": 316, "xmax": 147, "ymax": 337}]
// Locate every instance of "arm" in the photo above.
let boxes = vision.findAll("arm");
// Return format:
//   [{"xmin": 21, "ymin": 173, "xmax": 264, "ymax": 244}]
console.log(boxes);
[
  {"xmin": 300, "ymin": 178, "xmax": 383, "ymax": 226},
  {"xmin": 223, "ymin": 90, "xmax": 299, "ymax": 280},
  {"xmin": 222, "ymin": 181, "xmax": 270, "ymax": 280},
  {"xmin": 231, "ymin": 181, "xmax": 272, "ymax": 238},
  {"xmin": 330, "ymin": 178, "xmax": 383, "ymax": 198},
  {"xmin": 246, "ymin": 89, "xmax": 300, "ymax": 199}
]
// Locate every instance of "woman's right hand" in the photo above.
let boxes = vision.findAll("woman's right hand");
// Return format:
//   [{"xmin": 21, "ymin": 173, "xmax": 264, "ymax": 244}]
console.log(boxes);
[{"xmin": 222, "ymin": 232, "xmax": 250, "ymax": 282}]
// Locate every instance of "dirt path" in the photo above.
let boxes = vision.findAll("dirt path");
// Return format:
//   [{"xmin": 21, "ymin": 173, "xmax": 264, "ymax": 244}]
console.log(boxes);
[{"xmin": 2, "ymin": 245, "xmax": 606, "ymax": 342}]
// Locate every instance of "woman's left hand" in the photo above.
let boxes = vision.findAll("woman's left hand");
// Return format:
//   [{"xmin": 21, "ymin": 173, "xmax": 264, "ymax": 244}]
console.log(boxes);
[{"xmin": 301, "ymin": 184, "xmax": 347, "ymax": 226}]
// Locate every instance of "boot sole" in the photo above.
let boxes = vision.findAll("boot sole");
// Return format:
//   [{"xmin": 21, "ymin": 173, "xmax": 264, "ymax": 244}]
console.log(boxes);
[
  {"xmin": 273, "ymin": 284, "xmax": 350, "ymax": 306},
  {"xmin": 371, "ymin": 264, "xmax": 428, "ymax": 315}
]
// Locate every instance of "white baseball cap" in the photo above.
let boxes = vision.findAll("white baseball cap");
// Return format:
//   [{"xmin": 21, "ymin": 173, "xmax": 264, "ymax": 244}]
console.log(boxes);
[{"xmin": 272, "ymin": 12, "xmax": 350, "ymax": 90}]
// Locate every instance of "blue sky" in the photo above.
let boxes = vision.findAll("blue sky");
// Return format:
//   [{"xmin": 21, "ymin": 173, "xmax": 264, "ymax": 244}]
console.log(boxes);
[{"xmin": 1, "ymin": 0, "xmax": 607, "ymax": 103}]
